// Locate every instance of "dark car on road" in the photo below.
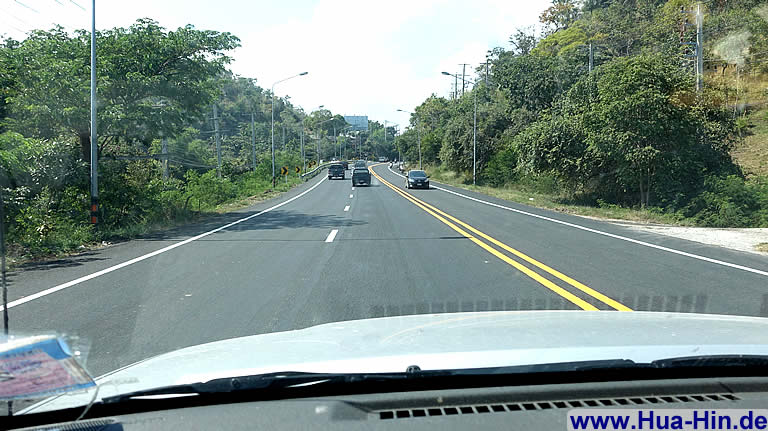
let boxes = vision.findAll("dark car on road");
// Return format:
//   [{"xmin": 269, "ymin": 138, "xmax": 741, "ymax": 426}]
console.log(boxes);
[
  {"xmin": 340, "ymin": 160, "xmax": 349, "ymax": 170},
  {"xmin": 405, "ymin": 170, "xmax": 429, "ymax": 189},
  {"xmin": 328, "ymin": 163, "xmax": 345, "ymax": 180},
  {"xmin": 352, "ymin": 168, "xmax": 371, "ymax": 186}
]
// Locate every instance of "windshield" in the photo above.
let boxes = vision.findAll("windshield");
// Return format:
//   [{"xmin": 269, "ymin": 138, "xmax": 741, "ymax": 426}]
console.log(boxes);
[{"xmin": 2, "ymin": 0, "xmax": 768, "ymax": 415}]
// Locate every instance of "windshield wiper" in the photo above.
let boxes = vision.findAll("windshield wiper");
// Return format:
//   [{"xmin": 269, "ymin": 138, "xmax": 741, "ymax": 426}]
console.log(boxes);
[
  {"xmin": 653, "ymin": 355, "xmax": 768, "ymax": 369},
  {"xmin": 102, "ymin": 360, "xmax": 640, "ymax": 405},
  {"xmin": 101, "ymin": 369, "xmax": 442, "ymax": 404},
  {"xmin": 101, "ymin": 355, "xmax": 768, "ymax": 406}
]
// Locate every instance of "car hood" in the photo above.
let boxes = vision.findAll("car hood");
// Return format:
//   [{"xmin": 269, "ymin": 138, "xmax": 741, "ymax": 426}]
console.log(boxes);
[{"xmin": 21, "ymin": 310, "xmax": 768, "ymax": 413}]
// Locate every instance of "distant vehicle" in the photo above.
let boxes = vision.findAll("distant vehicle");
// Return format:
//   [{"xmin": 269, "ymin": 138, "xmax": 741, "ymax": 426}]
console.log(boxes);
[
  {"xmin": 378, "ymin": 156, "xmax": 387, "ymax": 162},
  {"xmin": 405, "ymin": 170, "xmax": 429, "ymax": 189},
  {"xmin": 352, "ymin": 168, "xmax": 371, "ymax": 186},
  {"xmin": 340, "ymin": 161, "xmax": 349, "ymax": 170},
  {"xmin": 328, "ymin": 164, "xmax": 345, "ymax": 180},
  {"xmin": 354, "ymin": 160, "xmax": 367, "ymax": 169}
]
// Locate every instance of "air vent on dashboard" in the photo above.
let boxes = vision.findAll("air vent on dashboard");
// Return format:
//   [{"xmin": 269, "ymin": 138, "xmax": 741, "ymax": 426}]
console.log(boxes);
[{"xmin": 377, "ymin": 393, "xmax": 739, "ymax": 420}]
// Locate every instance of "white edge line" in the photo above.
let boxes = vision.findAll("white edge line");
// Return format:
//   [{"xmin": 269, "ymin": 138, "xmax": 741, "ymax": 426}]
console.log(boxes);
[
  {"xmin": 1, "ymin": 176, "xmax": 329, "ymax": 311},
  {"xmin": 344, "ymin": 205, "xmax": 350, "ymax": 212},
  {"xmin": 384, "ymin": 165, "xmax": 768, "ymax": 278},
  {"xmin": 349, "ymin": 194, "xmax": 354, "ymax": 198},
  {"xmin": 325, "ymin": 229, "xmax": 339, "ymax": 243}
]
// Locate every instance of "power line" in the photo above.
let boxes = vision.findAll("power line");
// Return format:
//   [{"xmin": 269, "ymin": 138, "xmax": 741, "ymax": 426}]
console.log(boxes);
[
  {"xmin": 13, "ymin": 0, "xmax": 39, "ymax": 13},
  {"xmin": 68, "ymin": 0, "xmax": 85, "ymax": 10},
  {"xmin": 0, "ymin": 6, "xmax": 35, "ymax": 28}
]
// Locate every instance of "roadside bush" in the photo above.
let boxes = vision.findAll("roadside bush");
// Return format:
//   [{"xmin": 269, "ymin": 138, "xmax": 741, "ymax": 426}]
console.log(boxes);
[
  {"xmin": 184, "ymin": 170, "xmax": 237, "ymax": 210},
  {"xmin": 9, "ymin": 186, "xmax": 95, "ymax": 256},
  {"xmin": 682, "ymin": 175, "xmax": 768, "ymax": 227},
  {"xmin": 482, "ymin": 143, "xmax": 519, "ymax": 187}
]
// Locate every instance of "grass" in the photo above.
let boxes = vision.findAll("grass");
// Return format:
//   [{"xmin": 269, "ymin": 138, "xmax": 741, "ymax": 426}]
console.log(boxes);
[
  {"xmin": 422, "ymin": 164, "xmax": 688, "ymax": 226},
  {"xmin": 732, "ymin": 106, "xmax": 768, "ymax": 177},
  {"xmin": 756, "ymin": 243, "xmax": 768, "ymax": 253},
  {"xmin": 6, "ymin": 174, "xmax": 309, "ymax": 269}
]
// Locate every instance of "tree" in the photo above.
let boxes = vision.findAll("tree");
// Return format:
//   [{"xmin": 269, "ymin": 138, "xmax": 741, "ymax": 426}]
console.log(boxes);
[
  {"xmin": 5, "ymin": 20, "xmax": 240, "ymax": 162},
  {"xmin": 539, "ymin": 0, "xmax": 581, "ymax": 34},
  {"xmin": 508, "ymin": 27, "xmax": 538, "ymax": 56},
  {"xmin": 493, "ymin": 52, "xmax": 580, "ymax": 113}
]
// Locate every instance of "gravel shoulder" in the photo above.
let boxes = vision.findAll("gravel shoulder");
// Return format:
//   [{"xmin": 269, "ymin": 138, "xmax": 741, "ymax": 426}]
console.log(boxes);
[{"xmin": 610, "ymin": 223, "xmax": 768, "ymax": 256}]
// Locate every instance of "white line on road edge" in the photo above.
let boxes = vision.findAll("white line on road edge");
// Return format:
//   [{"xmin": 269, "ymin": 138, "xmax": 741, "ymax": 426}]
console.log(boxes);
[
  {"xmin": 325, "ymin": 229, "xmax": 339, "ymax": 243},
  {"xmin": 385, "ymin": 165, "xmax": 768, "ymax": 278},
  {"xmin": 349, "ymin": 194, "xmax": 354, "ymax": 198},
  {"xmin": 344, "ymin": 205, "xmax": 350, "ymax": 212},
  {"xmin": 352, "ymin": 187, "xmax": 355, "ymax": 190},
  {"xmin": 1, "ymin": 176, "xmax": 329, "ymax": 312}
]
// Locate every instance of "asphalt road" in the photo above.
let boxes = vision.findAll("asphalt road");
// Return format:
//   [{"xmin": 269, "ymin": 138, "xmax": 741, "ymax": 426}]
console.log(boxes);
[{"xmin": 4, "ymin": 163, "xmax": 768, "ymax": 377}]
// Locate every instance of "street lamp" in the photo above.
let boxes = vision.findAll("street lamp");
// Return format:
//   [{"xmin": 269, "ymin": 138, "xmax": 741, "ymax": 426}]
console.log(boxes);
[
  {"xmin": 442, "ymin": 71, "xmax": 477, "ymax": 185},
  {"xmin": 301, "ymin": 104, "xmax": 323, "ymax": 173},
  {"xmin": 397, "ymin": 109, "xmax": 421, "ymax": 169},
  {"xmin": 272, "ymin": 71, "xmax": 308, "ymax": 183}
]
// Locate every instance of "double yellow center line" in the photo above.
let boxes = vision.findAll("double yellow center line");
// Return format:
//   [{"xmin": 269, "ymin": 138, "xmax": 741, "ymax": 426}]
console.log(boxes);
[{"xmin": 370, "ymin": 165, "xmax": 631, "ymax": 311}]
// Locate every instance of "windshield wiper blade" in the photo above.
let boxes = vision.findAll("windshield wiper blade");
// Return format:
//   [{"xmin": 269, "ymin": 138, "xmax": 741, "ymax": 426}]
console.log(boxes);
[
  {"xmin": 101, "ymin": 370, "xmax": 437, "ymax": 404},
  {"xmin": 654, "ymin": 355, "xmax": 768, "ymax": 369},
  {"xmin": 102, "ymin": 356, "xmax": 768, "ymax": 406},
  {"xmin": 101, "ymin": 360, "xmax": 644, "ymax": 405}
]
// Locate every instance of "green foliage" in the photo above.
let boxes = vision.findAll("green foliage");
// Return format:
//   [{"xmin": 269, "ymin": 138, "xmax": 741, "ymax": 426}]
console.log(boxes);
[
  {"xmin": 682, "ymin": 175, "xmax": 768, "ymax": 227},
  {"xmin": 534, "ymin": 21, "xmax": 588, "ymax": 56},
  {"xmin": 5, "ymin": 20, "xmax": 240, "ymax": 159},
  {"xmin": 482, "ymin": 136, "xmax": 519, "ymax": 187},
  {"xmin": 9, "ymin": 186, "xmax": 95, "ymax": 257}
]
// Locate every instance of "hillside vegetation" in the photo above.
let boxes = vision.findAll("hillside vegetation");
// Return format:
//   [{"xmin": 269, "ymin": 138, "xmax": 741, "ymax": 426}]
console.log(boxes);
[
  {"xmin": 0, "ymin": 21, "xmax": 396, "ymax": 262},
  {"xmin": 394, "ymin": 0, "xmax": 768, "ymax": 228}
]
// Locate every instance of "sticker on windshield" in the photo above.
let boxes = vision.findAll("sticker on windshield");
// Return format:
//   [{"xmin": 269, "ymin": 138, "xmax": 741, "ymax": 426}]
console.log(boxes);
[{"xmin": 0, "ymin": 335, "xmax": 95, "ymax": 400}]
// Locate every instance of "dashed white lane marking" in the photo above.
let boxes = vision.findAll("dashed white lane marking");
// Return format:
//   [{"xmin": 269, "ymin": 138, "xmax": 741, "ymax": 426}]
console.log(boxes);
[
  {"xmin": 1, "ymin": 176, "xmax": 330, "ymax": 311},
  {"xmin": 344, "ymin": 205, "xmax": 350, "ymax": 212},
  {"xmin": 325, "ymin": 229, "xmax": 339, "ymax": 243}
]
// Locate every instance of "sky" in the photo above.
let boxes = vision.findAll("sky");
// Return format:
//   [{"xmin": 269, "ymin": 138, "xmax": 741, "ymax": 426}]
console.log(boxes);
[{"xmin": 0, "ymin": 0, "xmax": 550, "ymax": 130}]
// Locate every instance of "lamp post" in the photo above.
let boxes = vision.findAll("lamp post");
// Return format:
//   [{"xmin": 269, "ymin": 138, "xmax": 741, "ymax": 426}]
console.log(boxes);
[
  {"xmin": 397, "ymin": 109, "xmax": 421, "ymax": 169},
  {"xmin": 442, "ymin": 71, "xmax": 477, "ymax": 185},
  {"xmin": 272, "ymin": 72, "xmax": 308, "ymax": 184}
]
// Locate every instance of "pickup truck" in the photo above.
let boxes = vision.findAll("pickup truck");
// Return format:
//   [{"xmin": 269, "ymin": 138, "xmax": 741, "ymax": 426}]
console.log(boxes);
[{"xmin": 351, "ymin": 168, "xmax": 371, "ymax": 186}]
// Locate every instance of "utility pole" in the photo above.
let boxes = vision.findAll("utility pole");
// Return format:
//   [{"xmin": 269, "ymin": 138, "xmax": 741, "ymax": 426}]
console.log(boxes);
[
  {"xmin": 696, "ymin": 3, "xmax": 703, "ymax": 92},
  {"xmin": 213, "ymin": 104, "xmax": 221, "ymax": 178},
  {"xmin": 161, "ymin": 137, "xmax": 168, "ymax": 180},
  {"xmin": 460, "ymin": 64, "xmax": 469, "ymax": 96},
  {"xmin": 89, "ymin": 0, "xmax": 98, "ymax": 225},
  {"xmin": 485, "ymin": 56, "xmax": 490, "ymax": 85},
  {"xmin": 251, "ymin": 112, "xmax": 256, "ymax": 172},
  {"xmin": 300, "ymin": 121, "xmax": 305, "ymax": 173},
  {"xmin": 588, "ymin": 42, "xmax": 594, "ymax": 73},
  {"xmin": 1, "ymin": 187, "xmax": 7, "ymax": 336},
  {"xmin": 454, "ymin": 74, "xmax": 458, "ymax": 100}
]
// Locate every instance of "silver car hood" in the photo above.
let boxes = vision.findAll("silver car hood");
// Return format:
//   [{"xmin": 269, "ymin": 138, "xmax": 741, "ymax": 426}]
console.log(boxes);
[{"xmin": 22, "ymin": 310, "xmax": 768, "ymax": 414}]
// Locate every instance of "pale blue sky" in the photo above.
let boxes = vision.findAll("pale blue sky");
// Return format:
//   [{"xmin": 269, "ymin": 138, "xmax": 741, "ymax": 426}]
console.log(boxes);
[{"xmin": 0, "ymin": 0, "xmax": 551, "ymax": 129}]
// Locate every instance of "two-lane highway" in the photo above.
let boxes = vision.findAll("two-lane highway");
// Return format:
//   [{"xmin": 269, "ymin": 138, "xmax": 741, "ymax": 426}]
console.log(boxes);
[{"xmin": 5, "ymin": 163, "xmax": 768, "ymax": 377}]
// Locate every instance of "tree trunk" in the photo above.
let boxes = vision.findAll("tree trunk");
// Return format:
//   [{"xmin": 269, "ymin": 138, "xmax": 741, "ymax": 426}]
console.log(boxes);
[
  {"xmin": 638, "ymin": 176, "xmax": 645, "ymax": 209},
  {"xmin": 79, "ymin": 132, "xmax": 90, "ymax": 162}
]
